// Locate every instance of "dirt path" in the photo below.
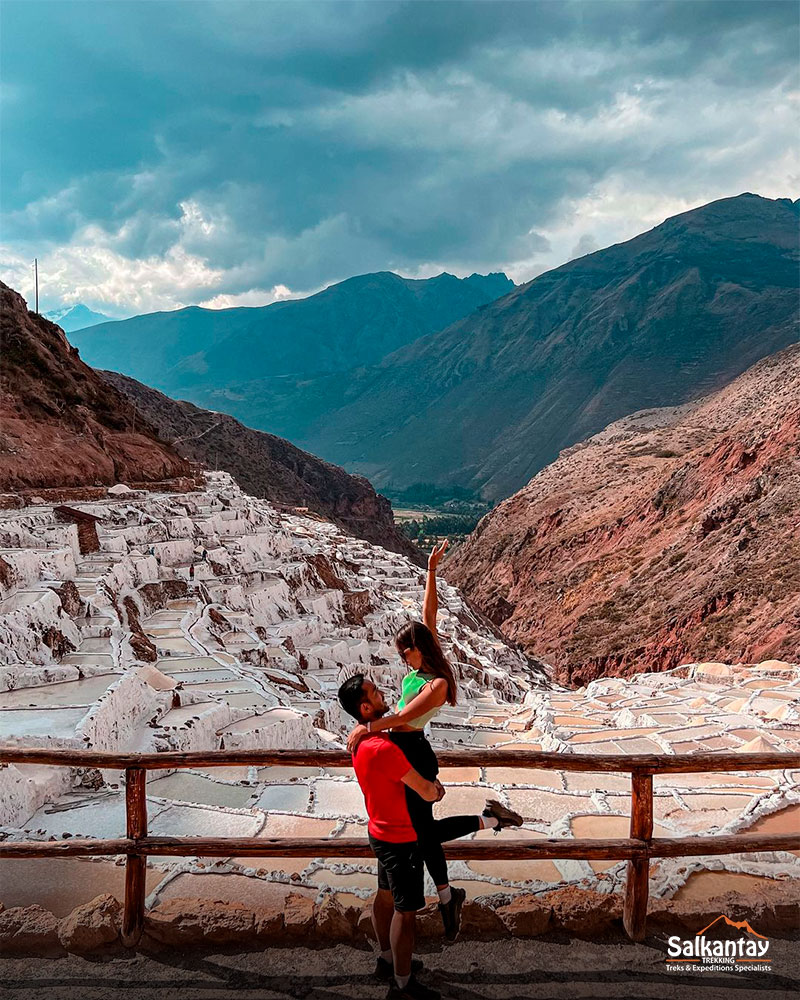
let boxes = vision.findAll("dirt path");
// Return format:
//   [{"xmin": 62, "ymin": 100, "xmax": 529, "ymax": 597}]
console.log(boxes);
[{"xmin": 2, "ymin": 933, "xmax": 798, "ymax": 1000}]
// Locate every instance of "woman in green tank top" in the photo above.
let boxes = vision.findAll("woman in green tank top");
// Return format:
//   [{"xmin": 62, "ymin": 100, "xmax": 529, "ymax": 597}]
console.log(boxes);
[
  {"xmin": 347, "ymin": 540, "xmax": 456, "ymax": 739},
  {"xmin": 346, "ymin": 541, "xmax": 522, "ymax": 941}
]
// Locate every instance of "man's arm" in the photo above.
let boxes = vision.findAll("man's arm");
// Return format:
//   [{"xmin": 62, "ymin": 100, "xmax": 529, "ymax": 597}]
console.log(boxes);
[{"xmin": 401, "ymin": 767, "xmax": 445, "ymax": 803}]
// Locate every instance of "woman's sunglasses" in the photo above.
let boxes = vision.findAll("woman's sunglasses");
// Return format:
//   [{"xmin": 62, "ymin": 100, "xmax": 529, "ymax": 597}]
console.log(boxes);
[{"xmin": 398, "ymin": 647, "xmax": 413, "ymax": 663}]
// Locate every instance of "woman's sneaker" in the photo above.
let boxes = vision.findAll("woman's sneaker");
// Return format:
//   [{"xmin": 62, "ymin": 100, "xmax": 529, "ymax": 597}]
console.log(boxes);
[
  {"xmin": 483, "ymin": 799, "xmax": 523, "ymax": 831},
  {"xmin": 386, "ymin": 974, "xmax": 441, "ymax": 999},
  {"xmin": 438, "ymin": 885, "xmax": 466, "ymax": 941}
]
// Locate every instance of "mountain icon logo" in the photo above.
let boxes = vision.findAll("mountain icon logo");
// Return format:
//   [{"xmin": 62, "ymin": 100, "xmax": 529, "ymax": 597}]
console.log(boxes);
[{"xmin": 696, "ymin": 914, "xmax": 768, "ymax": 940}]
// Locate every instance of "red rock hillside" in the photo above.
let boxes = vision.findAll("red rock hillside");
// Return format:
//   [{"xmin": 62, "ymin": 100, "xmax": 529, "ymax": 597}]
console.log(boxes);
[
  {"xmin": 0, "ymin": 282, "xmax": 191, "ymax": 490},
  {"xmin": 446, "ymin": 345, "xmax": 800, "ymax": 686},
  {"xmin": 102, "ymin": 370, "xmax": 423, "ymax": 564}
]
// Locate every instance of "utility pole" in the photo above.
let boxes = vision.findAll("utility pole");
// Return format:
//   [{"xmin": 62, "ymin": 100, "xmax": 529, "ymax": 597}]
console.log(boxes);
[{"xmin": 33, "ymin": 258, "xmax": 39, "ymax": 313}]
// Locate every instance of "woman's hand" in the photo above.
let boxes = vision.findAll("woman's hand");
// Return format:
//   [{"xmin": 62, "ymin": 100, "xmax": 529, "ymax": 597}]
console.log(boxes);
[
  {"xmin": 427, "ymin": 539, "xmax": 448, "ymax": 573},
  {"xmin": 347, "ymin": 724, "xmax": 368, "ymax": 753}
]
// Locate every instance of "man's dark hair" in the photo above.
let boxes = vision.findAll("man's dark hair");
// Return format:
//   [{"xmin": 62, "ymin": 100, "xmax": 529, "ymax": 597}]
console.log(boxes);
[{"xmin": 338, "ymin": 672, "xmax": 367, "ymax": 721}]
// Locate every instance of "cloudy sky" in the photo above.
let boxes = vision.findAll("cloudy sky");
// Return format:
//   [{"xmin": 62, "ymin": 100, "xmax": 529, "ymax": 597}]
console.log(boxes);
[{"xmin": 1, "ymin": 0, "xmax": 797, "ymax": 316}]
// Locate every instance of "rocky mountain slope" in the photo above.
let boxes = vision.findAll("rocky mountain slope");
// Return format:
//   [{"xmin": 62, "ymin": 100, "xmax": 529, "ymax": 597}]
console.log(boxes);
[
  {"xmin": 104, "ymin": 371, "xmax": 422, "ymax": 563},
  {"xmin": 71, "ymin": 270, "xmax": 513, "ymax": 395},
  {"xmin": 446, "ymin": 344, "xmax": 800, "ymax": 685},
  {"xmin": 0, "ymin": 282, "xmax": 191, "ymax": 491},
  {"xmin": 220, "ymin": 194, "xmax": 797, "ymax": 501}
]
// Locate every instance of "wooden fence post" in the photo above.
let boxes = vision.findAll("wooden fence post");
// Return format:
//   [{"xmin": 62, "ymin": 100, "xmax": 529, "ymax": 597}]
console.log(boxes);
[
  {"xmin": 623, "ymin": 770, "xmax": 653, "ymax": 941},
  {"xmin": 121, "ymin": 767, "xmax": 147, "ymax": 948}
]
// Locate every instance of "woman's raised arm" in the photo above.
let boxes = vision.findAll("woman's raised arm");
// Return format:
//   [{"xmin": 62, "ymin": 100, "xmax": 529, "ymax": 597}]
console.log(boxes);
[{"xmin": 423, "ymin": 539, "xmax": 448, "ymax": 636}]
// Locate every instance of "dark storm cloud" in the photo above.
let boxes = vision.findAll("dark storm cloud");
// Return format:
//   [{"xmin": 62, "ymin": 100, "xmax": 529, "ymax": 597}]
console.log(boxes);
[{"xmin": 1, "ymin": 0, "xmax": 796, "ymax": 311}]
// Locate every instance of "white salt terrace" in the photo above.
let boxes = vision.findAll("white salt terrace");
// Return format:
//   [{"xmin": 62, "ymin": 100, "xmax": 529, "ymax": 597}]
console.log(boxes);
[{"xmin": 0, "ymin": 472, "xmax": 798, "ymax": 918}]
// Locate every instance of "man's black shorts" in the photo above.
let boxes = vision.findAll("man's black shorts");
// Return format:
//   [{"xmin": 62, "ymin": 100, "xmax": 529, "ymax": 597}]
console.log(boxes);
[{"xmin": 369, "ymin": 833, "xmax": 425, "ymax": 912}]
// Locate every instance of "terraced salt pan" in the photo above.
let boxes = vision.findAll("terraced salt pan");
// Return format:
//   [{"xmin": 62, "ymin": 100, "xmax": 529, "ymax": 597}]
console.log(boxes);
[
  {"xmin": 671, "ymin": 871, "xmax": 799, "ymax": 902},
  {"xmin": 466, "ymin": 828, "xmax": 563, "ymax": 883},
  {"xmin": 250, "ymin": 783, "xmax": 311, "ymax": 812},
  {"xmin": 216, "ymin": 691, "xmax": 276, "ymax": 709},
  {"xmin": 156, "ymin": 657, "xmax": 222, "ymax": 671},
  {"xmin": 153, "ymin": 636, "xmax": 196, "ymax": 653},
  {"xmin": 1, "ymin": 674, "xmax": 119, "ymax": 708},
  {"xmin": 0, "ymin": 591, "xmax": 50, "ymax": 613},
  {"xmin": 0, "ymin": 858, "xmax": 166, "ymax": 916},
  {"xmin": 313, "ymin": 779, "xmax": 368, "ymax": 820},
  {"xmin": 164, "ymin": 669, "xmax": 238, "ymax": 683},
  {"xmin": 61, "ymin": 653, "xmax": 115, "ymax": 670},
  {"xmin": 306, "ymin": 868, "xmax": 379, "ymax": 891},
  {"xmin": 159, "ymin": 703, "xmax": 217, "ymax": 726},
  {"xmin": 74, "ymin": 637, "xmax": 113, "ymax": 653},
  {"xmin": 156, "ymin": 873, "xmax": 315, "ymax": 909},
  {"xmin": 570, "ymin": 815, "xmax": 673, "ymax": 872},
  {"xmin": 0, "ymin": 707, "xmax": 88, "ymax": 740},
  {"xmin": 145, "ymin": 612, "xmax": 188, "ymax": 626},
  {"xmin": 230, "ymin": 814, "xmax": 340, "ymax": 873},
  {"xmin": 193, "ymin": 766, "xmax": 253, "ymax": 782},
  {"xmin": 255, "ymin": 766, "xmax": 327, "ymax": 781},
  {"xmin": 0, "ymin": 474, "xmax": 796, "ymax": 913},
  {"xmin": 220, "ymin": 708, "xmax": 301, "ymax": 733},
  {"xmin": 146, "ymin": 772, "xmax": 255, "ymax": 809},
  {"xmin": 743, "ymin": 804, "xmax": 800, "ymax": 856}
]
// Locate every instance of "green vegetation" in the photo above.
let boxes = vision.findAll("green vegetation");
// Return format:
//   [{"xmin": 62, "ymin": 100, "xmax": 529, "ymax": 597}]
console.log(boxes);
[
  {"xmin": 398, "ymin": 512, "xmax": 483, "ymax": 548},
  {"xmin": 384, "ymin": 482, "xmax": 483, "ymax": 507}
]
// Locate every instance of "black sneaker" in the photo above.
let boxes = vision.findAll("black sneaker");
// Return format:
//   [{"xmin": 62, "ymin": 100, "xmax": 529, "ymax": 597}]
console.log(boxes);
[
  {"xmin": 437, "ymin": 885, "xmax": 466, "ymax": 942},
  {"xmin": 386, "ymin": 974, "xmax": 441, "ymax": 1000},
  {"xmin": 483, "ymin": 798, "xmax": 523, "ymax": 831},
  {"xmin": 375, "ymin": 956, "xmax": 424, "ymax": 981}
]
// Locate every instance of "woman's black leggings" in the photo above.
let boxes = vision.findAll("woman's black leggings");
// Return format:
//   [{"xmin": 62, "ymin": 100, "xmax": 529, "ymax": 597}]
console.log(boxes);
[{"xmin": 390, "ymin": 730, "xmax": 480, "ymax": 887}]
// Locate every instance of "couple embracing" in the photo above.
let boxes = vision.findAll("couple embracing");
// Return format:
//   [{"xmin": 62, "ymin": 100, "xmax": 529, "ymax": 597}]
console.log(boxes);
[{"xmin": 338, "ymin": 541, "xmax": 522, "ymax": 1000}]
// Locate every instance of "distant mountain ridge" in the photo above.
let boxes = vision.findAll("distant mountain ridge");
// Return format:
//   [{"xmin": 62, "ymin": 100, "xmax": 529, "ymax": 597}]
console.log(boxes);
[
  {"xmin": 70, "ymin": 270, "xmax": 514, "ymax": 394},
  {"xmin": 44, "ymin": 303, "xmax": 113, "ymax": 332},
  {"xmin": 104, "ymin": 370, "xmax": 422, "ymax": 563},
  {"xmin": 234, "ymin": 193, "xmax": 795, "ymax": 501}
]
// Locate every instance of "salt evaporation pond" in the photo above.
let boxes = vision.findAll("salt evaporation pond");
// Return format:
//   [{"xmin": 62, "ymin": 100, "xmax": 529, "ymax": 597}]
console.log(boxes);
[
  {"xmin": 1, "ymin": 674, "xmax": 119, "ymax": 708},
  {"xmin": 146, "ymin": 772, "xmax": 255, "ymax": 809},
  {"xmin": 0, "ymin": 472, "xmax": 797, "ymax": 919},
  {"xmin": 0, "ymin": 858, "xmax": 166, "ymax": 916},
  {"xmin": 0, "ymin": 707, "xmax": 89, "ymax": 740}
]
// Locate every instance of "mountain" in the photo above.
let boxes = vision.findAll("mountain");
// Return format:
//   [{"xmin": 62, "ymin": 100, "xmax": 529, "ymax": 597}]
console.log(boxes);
[
  {"xmin": 70, "ymin": 270, "xmax": 514, "ymax": 394},
  {"xmin": 696, "ymin": 915, "xmax": 768, "ymax": 939},
  {"xmin": 103, "ymin": 371, "xmax": 423, "ymax": 564},
  {"xmin": 0, "ymin": 283, "xmax": 190, "ymax": 491},
  {"xmin": 445, "ymin": 344, "xmax": 800, "ymax": 686},
  {"xmin": 205, "ymin": 193, "xmax": 797, "ymax": 502},
  {"xmin": 44, "ymin": 303, "xmax": 113, "ymax": 332}
]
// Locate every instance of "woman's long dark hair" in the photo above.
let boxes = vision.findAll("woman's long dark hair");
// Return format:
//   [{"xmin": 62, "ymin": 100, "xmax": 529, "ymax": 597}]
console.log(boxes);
[{"xmin": 395, "ymin": 620, "xmax": 458, "ymax": 706}]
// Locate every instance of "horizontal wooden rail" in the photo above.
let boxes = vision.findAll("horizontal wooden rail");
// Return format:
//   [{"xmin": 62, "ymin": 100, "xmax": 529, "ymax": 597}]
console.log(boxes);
[
  {"xmin": 2, "ymin": 746, "xmax": 798, "ymax": 773},
  {"xmin": 2, "ymin": 831, "xmax": 797, "ymax": 861},
  {"xmin": 1, "ymin": 745, "xmax": 796, "ymax": 947}
]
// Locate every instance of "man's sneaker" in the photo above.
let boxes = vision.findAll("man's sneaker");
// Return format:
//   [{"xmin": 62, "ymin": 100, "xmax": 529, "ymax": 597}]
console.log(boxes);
[
  {"xmin": 437, "ymin": 885, "xmax": 466, "ymax": 942},
  {"xmin": 386, "ymin": 974, "xmax": 441, "ymax": 999},
  {"xmin": 483, "ymin": 798, "xmax": 523, "ymax": 831},
  {"xmin": 375, "ymin": 956, "xmax": 424, "ymax": 982}
]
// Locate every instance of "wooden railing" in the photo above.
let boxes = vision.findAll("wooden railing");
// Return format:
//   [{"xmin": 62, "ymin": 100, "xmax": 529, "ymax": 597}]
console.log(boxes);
[{"xmin": 1, "ymin": 747, "xmax": 798, "ymax": 946}]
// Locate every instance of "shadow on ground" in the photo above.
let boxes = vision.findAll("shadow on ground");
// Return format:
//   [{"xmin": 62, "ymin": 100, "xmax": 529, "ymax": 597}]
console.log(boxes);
[{"xmin": 2, "ymin": 931, "xmax": 799, "ymax": 1000}]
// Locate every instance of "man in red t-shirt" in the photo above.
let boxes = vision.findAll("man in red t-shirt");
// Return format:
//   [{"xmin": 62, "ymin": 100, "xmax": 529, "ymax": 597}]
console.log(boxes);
[{"xmin": 339, "ymin": 673, "xmax": 443, "ymax": 1000}]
